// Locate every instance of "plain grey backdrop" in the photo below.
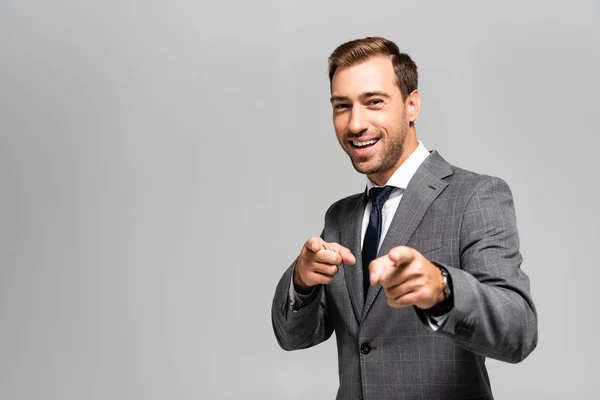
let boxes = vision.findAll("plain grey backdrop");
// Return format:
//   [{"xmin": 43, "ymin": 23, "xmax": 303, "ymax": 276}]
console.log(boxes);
[{"xmin": 1, "ymin": 0, "xmax": 599, "ymax": 399}]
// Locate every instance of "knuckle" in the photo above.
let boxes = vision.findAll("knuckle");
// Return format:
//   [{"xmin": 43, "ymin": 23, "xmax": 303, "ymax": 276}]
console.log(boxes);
[
  {"xmin": 307, "ymin": 237, "xmax": 320, "ymax": 250},
  {"xmin": 327, "ymin": 253, "xmax": 339, "ymax": 265},
  {"xmin": 414, "ymin": 260, "xmax": 424, "ymax": 271},
  {"xmin": 302, "ymin": 248, "xmax": 314, "ymax": 259}
]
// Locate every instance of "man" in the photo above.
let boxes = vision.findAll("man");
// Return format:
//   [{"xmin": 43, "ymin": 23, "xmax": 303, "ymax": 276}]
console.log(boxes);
[{"xmin": 271, "ymin": 37, "xmax": 537, "ymax": 400}]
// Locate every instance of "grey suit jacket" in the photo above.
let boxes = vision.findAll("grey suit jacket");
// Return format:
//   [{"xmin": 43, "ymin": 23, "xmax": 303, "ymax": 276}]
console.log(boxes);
[{"xmin": 271, "ymin": 151, "xmax": 538, "ymax": 400}]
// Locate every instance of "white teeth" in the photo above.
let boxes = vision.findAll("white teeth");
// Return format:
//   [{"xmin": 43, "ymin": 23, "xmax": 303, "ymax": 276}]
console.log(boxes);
[{"xmin": 352, "ymin": 139, "xmax": 377, "ymax": 147}]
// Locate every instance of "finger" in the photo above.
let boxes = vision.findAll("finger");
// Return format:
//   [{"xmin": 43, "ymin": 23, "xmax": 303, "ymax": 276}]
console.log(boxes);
[
  {"xmin": 311, "ymin": 262, "xmax": 339, "ymax": 277},
  {"xmin": 388, "ymin": 286, "xmax": 439, "ymax": 309},
  {"xmin": 388, "ymin": 246, "xmax": 417, "ymax": 267},
  {"xmin": 386, "ymin": 277, "xmax": 441, "ymax": 309},
  {"xmin": 325, "ymin": 242, "xmax": 356, "ymax": 265},
  {"xmin": 369, "ymin": 255, "xmax": 395, "ymax": 286},
  {"xmin": 383, "ymin": 279, "xmax": 421, "ymax": 301},
  {"xmin": 306, "ymin": 271, "xmax": 335, "ymax": 286},
  {"xmin": 342, "ymin": 252, "xmax": 357, "ymax": 265},
  {"xmin": 313, "ymin": 249, "xmax": 343, "ymax": 266},
  {"xmin": 386, "ymin": 290, "xmax": 420, "ymax": 308},
  {"xmin": 304, "ymin": 237, "xmax": 325, "ymax": 253},
  {"xmin": 378, "ymin": 265, "xmax": 405, "ymax": 288},
  {"xmin": 379, "ymin": 264, "xmax": 422, "ymax": 289}
]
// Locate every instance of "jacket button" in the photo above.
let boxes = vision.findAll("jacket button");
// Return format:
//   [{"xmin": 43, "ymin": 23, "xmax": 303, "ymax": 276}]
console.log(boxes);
[{"xmin": 360, "ymin": 343, "xmax": 371, "ymax": 355}]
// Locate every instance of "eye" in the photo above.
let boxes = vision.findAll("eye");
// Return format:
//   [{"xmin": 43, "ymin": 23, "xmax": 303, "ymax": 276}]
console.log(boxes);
[
  {"xmin": 367, "ymin": 99, "xmax": 383, "ymax": 106},
  {"xmin": 334, "ymin": 103, "xmax": 350, "ymax": 110}
]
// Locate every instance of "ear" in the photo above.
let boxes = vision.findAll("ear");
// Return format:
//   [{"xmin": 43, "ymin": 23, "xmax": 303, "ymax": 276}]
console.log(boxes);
[{"xmin": 405, "ymin": 90, "xmax": 420, "ymax": 123}]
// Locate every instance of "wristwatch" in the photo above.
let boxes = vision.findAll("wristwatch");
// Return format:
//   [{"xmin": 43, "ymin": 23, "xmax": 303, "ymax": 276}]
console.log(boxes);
[
  {"xmin": 423, "ymin": 264, "xmax": 454, "ymax": 317},
  {"xmin": 440, "ymin": 268, "xmax": 452, "ymax": 300},
  {"xmin": 425, "ymin": 263, "xmax": 454, "ymax": 317}
]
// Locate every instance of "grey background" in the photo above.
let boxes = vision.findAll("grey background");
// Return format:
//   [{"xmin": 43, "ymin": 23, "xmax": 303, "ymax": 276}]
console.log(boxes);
[{"xmin": 1, "ymin": 0, "xmax": 598, "ymax": 399}]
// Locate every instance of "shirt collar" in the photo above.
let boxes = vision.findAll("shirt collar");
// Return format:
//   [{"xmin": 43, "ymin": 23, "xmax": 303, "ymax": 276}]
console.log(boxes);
[{"xmin": 366, "ymin": 140, "xmax": 430, "ymax": 192}]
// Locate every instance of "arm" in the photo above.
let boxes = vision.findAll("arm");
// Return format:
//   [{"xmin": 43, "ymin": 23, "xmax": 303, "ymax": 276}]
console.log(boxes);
[
  {"xmin": 430, "ymin": 176, "xmax": 538, "ymax": 363},
  {"xmin": 271, "ymin": 261, "xmax": 333, "ymax": 351},
  {"xmin": 271, "ymin": 237, "xmax": 355, "ymax": 351}
]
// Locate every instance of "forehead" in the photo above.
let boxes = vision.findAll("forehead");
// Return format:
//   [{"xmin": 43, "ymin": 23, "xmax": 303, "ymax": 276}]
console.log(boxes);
[{"xmin": 331, "ymin": 56, "xmax": 399, "ymax": 97}]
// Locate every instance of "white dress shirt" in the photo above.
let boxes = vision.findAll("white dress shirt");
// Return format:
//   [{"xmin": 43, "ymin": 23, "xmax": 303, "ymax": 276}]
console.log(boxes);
[
  {"xmin": 360, "ymin": 141, "xmax": 430, "ymax": 250},
  {"xmin": 290, "ymin": 141, "xmax": 449, "ymax": 330}
]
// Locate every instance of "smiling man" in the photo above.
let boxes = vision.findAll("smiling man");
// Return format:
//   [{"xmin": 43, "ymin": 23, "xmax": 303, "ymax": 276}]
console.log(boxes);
[{"xmin": 271, "ymin": 37, "xmax": 538, "ymax": 400}]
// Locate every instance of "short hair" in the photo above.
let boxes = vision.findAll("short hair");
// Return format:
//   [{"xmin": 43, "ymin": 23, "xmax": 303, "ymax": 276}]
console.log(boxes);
[{"xmin": 328, "ymin": 37, "xmax": 418, "ymax": 100}]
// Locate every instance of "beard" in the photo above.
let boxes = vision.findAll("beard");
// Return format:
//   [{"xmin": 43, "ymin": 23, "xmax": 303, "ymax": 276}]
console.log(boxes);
[{"xmin": 346, "ymin": 124, "xmax": 408, "ymax": 176}]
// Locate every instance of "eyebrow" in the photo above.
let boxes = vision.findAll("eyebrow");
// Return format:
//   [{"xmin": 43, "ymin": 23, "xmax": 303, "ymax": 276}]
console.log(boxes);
[{"xmin": 330, "ymin": 91, "xmax": 391, "ymax": 103}]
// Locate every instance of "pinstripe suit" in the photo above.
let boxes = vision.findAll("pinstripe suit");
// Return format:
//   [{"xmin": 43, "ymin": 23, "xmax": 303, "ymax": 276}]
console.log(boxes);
[{"xmin": 271, "ymin": 150, "xmax": 538, "ymax": 399}]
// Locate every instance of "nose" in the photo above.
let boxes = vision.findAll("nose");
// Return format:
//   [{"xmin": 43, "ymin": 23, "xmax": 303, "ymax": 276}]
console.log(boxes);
[{"xmin": 348, "ymin": 105, "xmax": 368, "ymax": 135}]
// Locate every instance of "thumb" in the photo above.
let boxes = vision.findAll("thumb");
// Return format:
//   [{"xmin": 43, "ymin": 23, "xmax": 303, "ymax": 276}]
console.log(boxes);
[
  {"xmin": 388, "ymin": 246, "xmax": 416, "ymax": 267},
  {"xmin": 304, "ymin": 237, "xmax": 324, "ymax": 253},
  {"xmin": 325, "ymin": 242, "xmax": 356, "ymax": 265}
]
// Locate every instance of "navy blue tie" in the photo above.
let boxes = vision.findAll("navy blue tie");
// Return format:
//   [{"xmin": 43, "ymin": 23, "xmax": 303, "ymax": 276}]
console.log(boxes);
[{"xmin": 362, "ymin": 186, "xmax": 396, "ymax": 298}]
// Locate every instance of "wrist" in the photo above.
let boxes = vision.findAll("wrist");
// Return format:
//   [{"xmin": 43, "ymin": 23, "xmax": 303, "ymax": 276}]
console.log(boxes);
[
  {"xmin": 426, "ymin": 265, "xmax": 454, "ymax": 317},
  {"xmin": 293, "ymin": 269, "xmax": 314, "ymax": 294}
]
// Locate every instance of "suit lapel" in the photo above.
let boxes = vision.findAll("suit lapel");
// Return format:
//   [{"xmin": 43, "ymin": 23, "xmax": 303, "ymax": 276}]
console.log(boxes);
[
  {"xmin": 341, "ymin": 192, "xmax": 368, "ymax": 322},
  {"xmin": 361, "ymin": 151, "xmax": 453, "ymax": 322}
]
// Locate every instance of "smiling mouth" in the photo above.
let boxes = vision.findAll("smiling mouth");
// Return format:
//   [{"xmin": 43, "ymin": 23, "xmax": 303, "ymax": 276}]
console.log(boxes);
[{"xmin": 350, "ymin": 139, "xmax": 379, "ymax": 148}]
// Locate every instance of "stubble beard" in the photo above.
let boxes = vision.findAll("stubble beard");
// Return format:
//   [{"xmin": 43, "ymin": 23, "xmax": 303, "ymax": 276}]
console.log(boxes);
[{"xmin": 347, "ymin": 125, "xmax": 408, "ymax": 176}]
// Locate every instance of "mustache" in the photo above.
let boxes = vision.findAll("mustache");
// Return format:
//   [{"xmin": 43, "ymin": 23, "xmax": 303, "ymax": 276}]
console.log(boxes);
[{"xmin": 343, "ymin": 129, "xmax": 380, "ymax": 140}]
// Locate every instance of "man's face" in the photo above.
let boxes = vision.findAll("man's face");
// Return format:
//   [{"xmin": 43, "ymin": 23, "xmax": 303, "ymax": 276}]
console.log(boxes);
[{"xmin": 330, "ymin": 56, "xmax": 415, "ymax": 185}]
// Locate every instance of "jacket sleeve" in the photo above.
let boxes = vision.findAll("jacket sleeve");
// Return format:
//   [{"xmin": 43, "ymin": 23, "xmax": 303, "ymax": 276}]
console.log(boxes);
[
  {"xmin": 418, "ymin": 176, "xmax": 538, "ymax": 363},
  {"xmin": 271, "ymin": 260, "xmax": 334, "ymax": 351}
]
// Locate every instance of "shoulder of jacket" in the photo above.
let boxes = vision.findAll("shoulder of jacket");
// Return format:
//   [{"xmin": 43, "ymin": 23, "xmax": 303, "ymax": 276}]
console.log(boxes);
[{"xmin": 325, "ymin": 192, "xmax": 363, "ymax": 216}]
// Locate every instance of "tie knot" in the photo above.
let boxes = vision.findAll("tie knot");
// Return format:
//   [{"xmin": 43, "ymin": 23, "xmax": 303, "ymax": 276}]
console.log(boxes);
[{"xmin": 368, "ymin": 186, "xmax": 396, "ymax": 207}]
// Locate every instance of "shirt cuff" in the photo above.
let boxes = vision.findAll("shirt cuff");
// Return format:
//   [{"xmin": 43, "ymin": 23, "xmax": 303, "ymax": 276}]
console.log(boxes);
[{"xmin": 426, "ymin": 313, "xmax": 450, "ymax": 331}]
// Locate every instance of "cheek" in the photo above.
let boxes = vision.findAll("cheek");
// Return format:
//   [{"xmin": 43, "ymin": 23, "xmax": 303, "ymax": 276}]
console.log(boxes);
[
  {"xmin": 370, "ymin": 112, "xmax": 393, "ymax": 130},
  {"xmin": 334, "ymin": 131, "xmax": 346, "ymax": 146},
  {"xmin": 332, "ymin": 115, "xmax": 347, "ymax": 136}
]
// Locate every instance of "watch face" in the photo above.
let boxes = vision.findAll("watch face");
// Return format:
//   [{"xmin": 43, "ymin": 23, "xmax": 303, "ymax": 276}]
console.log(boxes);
[{"xmin": 441, "ymin": 271, "xmax": 451, "ymax": 299}]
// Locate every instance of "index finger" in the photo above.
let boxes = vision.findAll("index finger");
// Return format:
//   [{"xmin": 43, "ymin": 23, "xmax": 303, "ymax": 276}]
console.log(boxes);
[
  {"xmin": 369, "ymin": 255, "xmax": 396, "ymax": 286},
  {"xmin": 323, "ymin": 242, "xmax": 356, "ymax": 265}
]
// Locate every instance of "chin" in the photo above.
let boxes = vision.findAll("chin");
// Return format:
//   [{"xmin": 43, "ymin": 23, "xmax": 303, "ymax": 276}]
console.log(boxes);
[{"xmin": 351, "ymin": 160, "xmax": 381, "ymax": 176}]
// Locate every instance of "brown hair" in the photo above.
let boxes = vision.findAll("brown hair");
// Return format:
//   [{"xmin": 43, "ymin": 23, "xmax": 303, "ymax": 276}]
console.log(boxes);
[{"xmin": 328, "ymin": 37, "xmax": 418, "ymax": 100}]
